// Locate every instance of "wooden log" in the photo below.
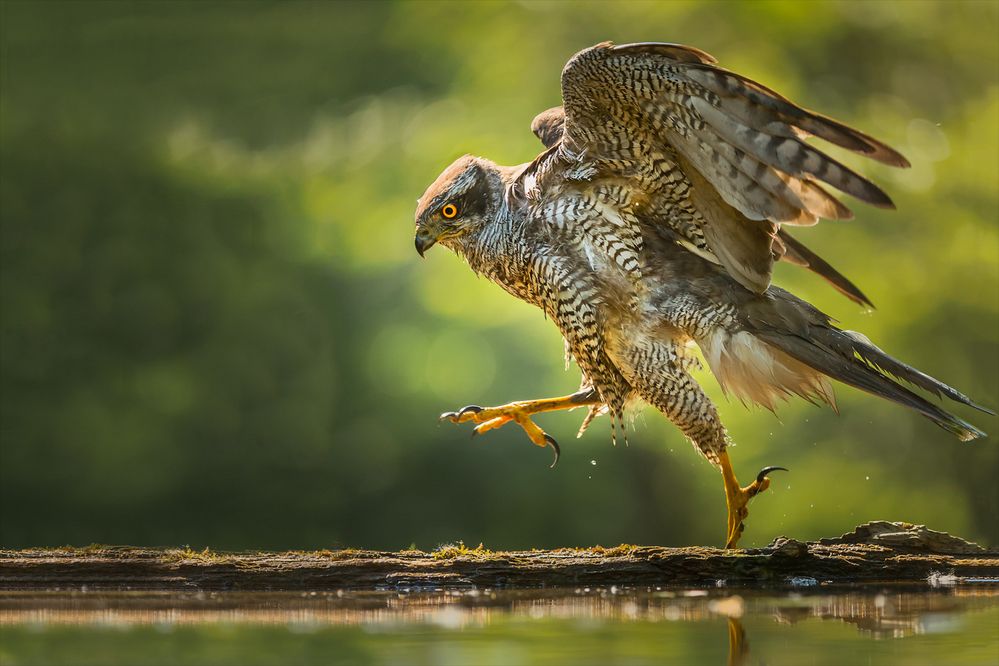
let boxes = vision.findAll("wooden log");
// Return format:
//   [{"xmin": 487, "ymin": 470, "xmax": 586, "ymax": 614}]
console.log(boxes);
[{"xmin": 2, "ymin": 522, "xmax": 996, "ymax": 591}]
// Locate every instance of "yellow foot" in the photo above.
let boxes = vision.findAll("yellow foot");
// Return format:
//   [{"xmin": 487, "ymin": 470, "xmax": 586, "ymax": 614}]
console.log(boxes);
[
  {"xmin": 440, "ymin": 391, "xmax": 599, "ymax": 468},
  {"xmin": 719, "ymin": 451, "xmax": 787, "ymax": 549},
  {"xmin": 440, "ymin": 402, "xmax": 561, "ymax": 468}
]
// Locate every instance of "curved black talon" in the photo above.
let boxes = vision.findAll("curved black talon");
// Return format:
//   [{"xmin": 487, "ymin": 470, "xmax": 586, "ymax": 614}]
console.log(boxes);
[
  {"xmin": 439, "ymin": 405, "xmax": 484, "ymax": 422},
  {"xmin": 543, "ymin": 433, "xmax": 560, "ymax": 469},
  {"xmin": 756, "ymin": 466, "xmax": 789, "ymax": 483}
]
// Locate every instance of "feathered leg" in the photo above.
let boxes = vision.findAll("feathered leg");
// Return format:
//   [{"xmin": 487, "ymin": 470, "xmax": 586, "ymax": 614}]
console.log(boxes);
[
  {"xmin": 608, "ymin": 339, "xmax": 783, "ymax": 548},
  {"xmin": 441, "ymin": 388, "xmax": 600, "ymax": 468}
]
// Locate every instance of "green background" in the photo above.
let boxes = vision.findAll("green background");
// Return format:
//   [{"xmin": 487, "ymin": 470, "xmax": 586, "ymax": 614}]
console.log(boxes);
[{"xmin": 2, "ymin": 0, "xmax": 997, "ymax": 551}]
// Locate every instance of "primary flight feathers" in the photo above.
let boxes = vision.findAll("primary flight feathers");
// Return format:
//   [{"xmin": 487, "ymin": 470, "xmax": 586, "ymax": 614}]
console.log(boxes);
[{"xmin": 528, "ymin": 41, "xmax": 910, "ymax": 298}]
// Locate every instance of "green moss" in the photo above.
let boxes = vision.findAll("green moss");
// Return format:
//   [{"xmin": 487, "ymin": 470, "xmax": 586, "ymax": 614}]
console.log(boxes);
[
  {"xmin": 398, "ymin": 548, "xmax": 426, "ymax": 557},
  {"xmin": 582, "ymin": 544, "xmax": 642, "ymax": 557},
  {"xmin": 162, "ymin": 546, "xmax": 234, "ymax": 564},
  {"xmin": 432, "ymin": 541, "xmax": 493, "ymax": 560}
]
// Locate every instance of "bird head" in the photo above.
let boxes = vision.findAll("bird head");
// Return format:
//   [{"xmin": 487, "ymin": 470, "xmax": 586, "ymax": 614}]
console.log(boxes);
[{"xmin": 414, "ymin": 155, "xmax": 501, "ymax": 256}]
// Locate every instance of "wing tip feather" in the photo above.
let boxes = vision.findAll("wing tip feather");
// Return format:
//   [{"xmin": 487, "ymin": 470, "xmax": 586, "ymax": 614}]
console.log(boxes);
[
  {"xmin": 865, "ymin": 187, "xmax": 897, "ymax": 209},
  {"xmin": 778, "ymin": 231, "xmax": 875, "ymax": 308},
  {"xmin": 803, "ymin": 111, "xmax": 912, "ymax": 169}
]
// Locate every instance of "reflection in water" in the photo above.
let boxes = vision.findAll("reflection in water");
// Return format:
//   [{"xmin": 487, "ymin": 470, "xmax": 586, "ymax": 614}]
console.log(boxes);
[
  {"xmin": 2, "ymin": 587, "xmax": 995, "ymax": 632},
  {"xmin": 2, "ymin": 587, "xmax": 997, "ymax": 665},
  {"xmin": 727, "ymin": 618, "xmax": 748, "ymax": 666}
]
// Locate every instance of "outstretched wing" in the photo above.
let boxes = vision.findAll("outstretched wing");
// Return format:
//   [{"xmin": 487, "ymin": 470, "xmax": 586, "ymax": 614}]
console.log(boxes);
[{"xmin": 548, "ymin": 41, "xmax": 907, "ymax": 298}]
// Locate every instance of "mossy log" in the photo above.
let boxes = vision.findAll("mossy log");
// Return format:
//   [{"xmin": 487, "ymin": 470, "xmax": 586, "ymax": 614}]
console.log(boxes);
[{"xmin": 2, "ymin": 522, "xmax": 997, "ymax": 591}]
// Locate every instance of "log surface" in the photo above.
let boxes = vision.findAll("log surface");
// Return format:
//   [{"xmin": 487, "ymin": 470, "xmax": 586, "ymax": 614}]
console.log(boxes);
[{"xmin": 2, "ymin": 522, "xmax": 997, "ymax": 591}]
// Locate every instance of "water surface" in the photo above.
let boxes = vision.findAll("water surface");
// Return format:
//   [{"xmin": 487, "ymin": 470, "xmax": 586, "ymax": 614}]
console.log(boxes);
[{"xmin": 1, "ymin": 586, "xmax": 997, "ymax": 665}]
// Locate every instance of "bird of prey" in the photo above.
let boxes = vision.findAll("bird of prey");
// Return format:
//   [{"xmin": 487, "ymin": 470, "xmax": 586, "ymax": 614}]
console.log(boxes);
[{"xmin": 413, "ymin": 41, "xmax": 990, "ymax": 548}]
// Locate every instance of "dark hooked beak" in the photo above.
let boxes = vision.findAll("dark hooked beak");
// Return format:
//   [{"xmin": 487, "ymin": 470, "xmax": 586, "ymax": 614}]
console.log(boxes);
[{"xmin": 414, "ymin": 228, "xmax": 437, "ymax": 257}]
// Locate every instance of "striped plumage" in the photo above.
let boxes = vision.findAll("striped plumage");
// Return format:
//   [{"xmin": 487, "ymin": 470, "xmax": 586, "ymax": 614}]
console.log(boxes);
[{"xmin": 414, "ymin": 42, "xmax": 989, "ymax": 491}]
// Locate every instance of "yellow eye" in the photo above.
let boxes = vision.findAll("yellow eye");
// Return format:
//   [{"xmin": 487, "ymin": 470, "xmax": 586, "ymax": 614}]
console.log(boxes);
[{"xmin": 441, "ymin": 203, "xmax": 458, "ymax": 219}]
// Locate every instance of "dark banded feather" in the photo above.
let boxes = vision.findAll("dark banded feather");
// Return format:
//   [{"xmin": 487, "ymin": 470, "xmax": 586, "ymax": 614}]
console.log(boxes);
[{"xmin": 549, "ymin": 41, "xmax": 909, "ymax": 298}]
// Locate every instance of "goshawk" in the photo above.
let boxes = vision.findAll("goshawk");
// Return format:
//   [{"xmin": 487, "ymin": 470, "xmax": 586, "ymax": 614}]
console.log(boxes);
[{"xmin": 413, "ymin": 42, "xmax": 990, "ymax": 547}]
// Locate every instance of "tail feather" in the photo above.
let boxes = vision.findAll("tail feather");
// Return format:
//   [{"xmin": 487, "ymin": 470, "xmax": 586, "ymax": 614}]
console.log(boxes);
[
  {"xmin": 840, "ymin": 330, "xmax": 994, "ymax": 415},
  {"xmin": 744, "ymin": 288, "xmax": 990, "ymax": 441}
]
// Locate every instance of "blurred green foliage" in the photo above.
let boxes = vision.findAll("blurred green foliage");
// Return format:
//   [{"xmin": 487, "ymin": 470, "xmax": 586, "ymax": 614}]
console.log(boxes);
[{"xmin": 1, "ymin": 1, "xmax": 996, "ymax": 550}]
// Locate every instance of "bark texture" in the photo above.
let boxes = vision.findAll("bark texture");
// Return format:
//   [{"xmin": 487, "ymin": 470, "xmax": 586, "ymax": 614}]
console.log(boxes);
[{"xmin": 2, "ymin": 522, "xmax": 996, "ymax": 591}]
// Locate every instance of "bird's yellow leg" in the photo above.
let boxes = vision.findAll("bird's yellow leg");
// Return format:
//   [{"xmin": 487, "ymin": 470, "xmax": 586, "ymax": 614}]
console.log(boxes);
[
  {"xmin": 440, "ymin": 389, "xmax": 600, "ymax": 467},
  {"xmin": 718, "ymin": 451, "xmax": 787, "ymax": 549}
]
